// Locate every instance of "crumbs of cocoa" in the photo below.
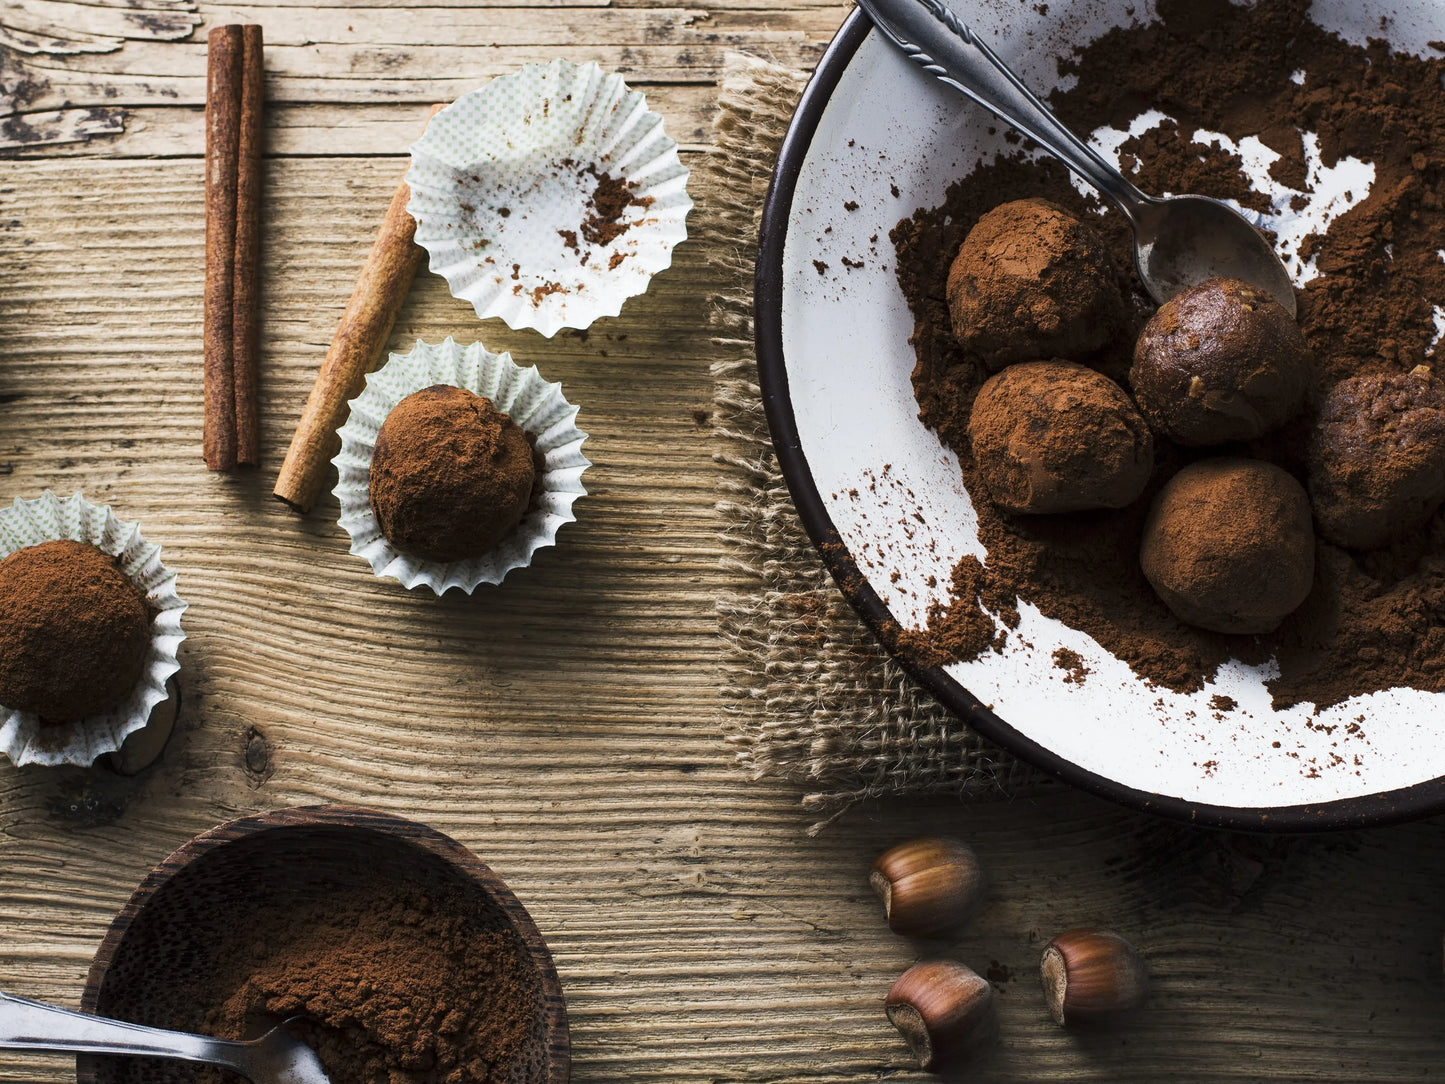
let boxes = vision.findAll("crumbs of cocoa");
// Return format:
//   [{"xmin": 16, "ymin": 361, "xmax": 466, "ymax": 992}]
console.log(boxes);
[
  {"xmin": 1052, "ymin": 647, "xmax": 1091, "ymax": 685},
  {"xmin": 581, "ymin": 166, "xmax": 653, "ymax": 247}
]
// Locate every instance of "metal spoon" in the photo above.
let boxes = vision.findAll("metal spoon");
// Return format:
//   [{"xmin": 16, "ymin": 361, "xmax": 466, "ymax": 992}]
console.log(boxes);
[
  {"xmin": 0, "ymin": 990, "xmax": 331, "ymax": 1084},
  {"xmin": 853, "ymin": 0, "xmax": 1298, "ymax": 316}
]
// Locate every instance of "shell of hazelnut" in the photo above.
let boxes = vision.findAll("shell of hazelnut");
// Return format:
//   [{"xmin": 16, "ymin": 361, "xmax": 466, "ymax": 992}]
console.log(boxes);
[
  {"xmin": 886, "ymin": 960, "xmax": 996, "ymax": 1069},
  {"xmin": 1040, "ymin": 927, "xmax": 1148, "ymax": 1025},
  {"xmin": 870, "ymin": 837, "xmax": 986, "ymax": 936}
]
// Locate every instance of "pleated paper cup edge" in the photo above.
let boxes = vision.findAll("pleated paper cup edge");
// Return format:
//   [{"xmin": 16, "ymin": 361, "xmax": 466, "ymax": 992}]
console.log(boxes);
[
  {"xmin": 0, "ymin": 491, "xmax": 187, "ymax": 768},
  {"xmin": 406, "ymin": 60, "xmax": 692, "ymax": 337}
]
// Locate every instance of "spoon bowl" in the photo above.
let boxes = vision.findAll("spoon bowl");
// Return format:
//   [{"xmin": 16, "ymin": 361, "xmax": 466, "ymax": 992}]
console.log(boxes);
[
  {"xmin": 1133, "ymin": 194, "xmax": 1297, "ymax": 317},
  {"xmin": 247, "ymin": 1022, "xmax": 332, "ymax": 1084}
]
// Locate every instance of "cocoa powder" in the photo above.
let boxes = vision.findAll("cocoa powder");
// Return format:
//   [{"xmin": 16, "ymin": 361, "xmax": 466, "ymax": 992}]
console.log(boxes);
[
  {"xmin": 892, "ymin": 0, "xmax": 1445, "ymax": 709},
  {"xmin": 203, "ymin": 887, "xmax": 537, "ymax": 1084},
  {"xmin": 580, "ymin": 166, "xmax": 653, "ymax": 247}
]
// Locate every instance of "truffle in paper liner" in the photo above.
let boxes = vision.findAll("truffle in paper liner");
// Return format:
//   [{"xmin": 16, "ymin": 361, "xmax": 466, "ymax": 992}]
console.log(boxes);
[
  {"xmin": 407, "ymin": 59, "xmax": 691, "ymax": 337},
  {"xmin": 333, "ymin": 337, "xmax": 590, "ymax": 593},
  {"xmin": 0, "ymin": 492, "xmax": 187, "ymax": 768}
]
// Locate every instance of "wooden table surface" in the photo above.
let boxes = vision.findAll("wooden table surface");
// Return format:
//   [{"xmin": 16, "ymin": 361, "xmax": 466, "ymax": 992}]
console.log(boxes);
[{"xmin": 3, "ymin": 1, "xmax": 1445, "ymax": 1080}]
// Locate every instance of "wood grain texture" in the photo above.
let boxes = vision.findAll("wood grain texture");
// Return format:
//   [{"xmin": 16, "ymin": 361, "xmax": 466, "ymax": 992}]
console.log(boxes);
[
  {"xmin": 0, "ymin": 0, "xmax": 829, "ymax": 153},
  {"xmin": 2, "ymin": 7, "xmax": 1445, "ymax": 1082}
]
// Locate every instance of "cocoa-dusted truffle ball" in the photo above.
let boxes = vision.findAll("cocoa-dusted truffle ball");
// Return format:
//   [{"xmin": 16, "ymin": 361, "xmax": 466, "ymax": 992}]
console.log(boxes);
[
  {"xmin": 369, "ymin": 385, "xmax": 536, "ymax": 562},
  {"xmin": 0, "ymin": 540, "xmax": 151, "ymax": 721},
  {"xmin": 947, "ymin": 199, "xmax": 1124, "ymax": 370},
  {"xmin": 1308, "ymin": 368, "xmax": 1445, "ymax": 550},
  {"xmin": 1140, "ymin": 459, "xmax": 1314, "ymax": 634},
  {"xmin": 1130, "ymin": 277, "xmax": 1311, "ymax": 446},
  {"xmin": 968, "ymin": 359, "xmax": 1154, "ymax": 514}
]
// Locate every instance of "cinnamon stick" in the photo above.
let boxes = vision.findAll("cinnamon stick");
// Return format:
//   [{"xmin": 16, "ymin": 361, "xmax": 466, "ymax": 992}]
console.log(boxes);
[
  {"xmin": 231, "ymin": 24, "xmax": 264, "ymax": 467},
  {"xmin": 203, "ymin": 24, "xmax": 264, "ymax": 472},
  {"xmin": 273, "ymin": 105, "xmax": 444, "ymax": 513},
  {"xmin": 203, "ymin": 25, "xmax": 242, "ymax": 471}
]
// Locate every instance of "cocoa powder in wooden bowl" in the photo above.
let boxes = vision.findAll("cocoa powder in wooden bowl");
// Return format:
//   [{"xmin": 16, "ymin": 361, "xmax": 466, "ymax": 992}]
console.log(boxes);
[{"xmin": 77, "ymin": 805, "xmax": 568, "ymax": 1084}]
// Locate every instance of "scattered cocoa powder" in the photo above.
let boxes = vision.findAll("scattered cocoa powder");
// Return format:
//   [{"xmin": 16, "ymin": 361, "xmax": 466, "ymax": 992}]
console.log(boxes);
[
  {"xmin": 892, "ymin": 0, "xmax": 1445, "ymax": 709},
  {"xmin": 530, "ymin": 280, "xmax": 566, "ymax": 304},
  {"xmin": 896, "ymin": 555, "xmax": 1014, "ymax": 668},
  {"xmin": 1052, "ymin": 647, "xmax": 1090, "ymax": 685},
  {"xmin": 580, "ymin": 166, "xmax": 652, "ymax": 247},
  {"xmin": 0, "ymin": 540, "xmax": 151, "ymax": 722}
]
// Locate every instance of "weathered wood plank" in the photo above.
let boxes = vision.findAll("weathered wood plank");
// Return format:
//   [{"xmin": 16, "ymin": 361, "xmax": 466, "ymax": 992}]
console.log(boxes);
[
  {"xmin": 4, "ymin": 94, "xmax": 721, "ymax": 158},
  {"xmin": 18, "ymin": 36, "xmax": 828, "ymax": 92},
  {"xmin": 0, "ymin": 3, "xmax": 838, "ymax": 154},
  {"xmin": 1, "ymin": 0, "xmax": 200, "ymax": 56}
]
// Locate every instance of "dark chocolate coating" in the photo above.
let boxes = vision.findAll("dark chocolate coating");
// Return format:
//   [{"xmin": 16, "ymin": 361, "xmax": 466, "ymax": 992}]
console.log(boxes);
[
  {"xmin": 1140, "ymin": 458, "xmax": 1315, "ymax": 634},
  {"xmin": 1130, "ymin": 278, "xmax": 1311, "ymax": 446},
  {"xmin": 947, "ymin": 199, "xmax": 1124, "ymax": 370},
  {"xmin": 967, "ymin": 359, "xmax": 1154, "ymax": 514},
  {"xmin": 1308, "ymin": 369, "xmax": 1445, "ymax": 550},
  {"xmin": 369, "ymin": 385, "xmax": 536, "ymax": 563},
  {"xmin": 0, "ymin": 540, "xmax": 151, "ymax": 721}
]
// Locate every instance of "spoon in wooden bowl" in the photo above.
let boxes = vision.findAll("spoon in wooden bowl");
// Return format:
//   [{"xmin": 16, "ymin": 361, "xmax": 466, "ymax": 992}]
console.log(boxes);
[
  {"xmin": 853, "ymin": 0, "xmax": 1297, "ymax": 316},
  {"xmin": 0, "ymin": 990, "xmax": 330, "ymax": 1084}
]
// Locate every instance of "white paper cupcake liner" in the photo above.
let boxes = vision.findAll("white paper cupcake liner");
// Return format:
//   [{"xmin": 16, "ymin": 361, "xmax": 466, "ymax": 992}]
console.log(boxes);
[
  {"xmin": 407, "ymin": 59, "xmax": 692, "ymax": 337},
  {"xmin": 0, "ymin": 492, "xmax": 187, "ymax": 768},
  {"xmin": 333, "ymin": 337, "xmax": 590, "ymax": 593}
]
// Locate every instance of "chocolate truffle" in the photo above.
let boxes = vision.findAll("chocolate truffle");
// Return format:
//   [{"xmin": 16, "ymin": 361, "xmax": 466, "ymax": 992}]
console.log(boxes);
[
  {"xmin": 947, "ymin": 199, "xmax": 1124, "ymax": 370},
  {"xmin": 968, "ymin": 359, "xmax": 1154, "ymax": 514},
  {"xmin": 1308, "ymin": 369, "xmax": 1445, "ymax": 550},
  {"xmin": 1140, "ymin": 459, "xmax": 1314, "ymax": 634},
  {"xmin": 369, "ymin": 385, "xmax": 536, "ymax": 563},
  {"xmin": 1130, "ymin": 277, "xmax": 1311, "ymax": 446},
  {"xmin": 0, "ymin": 540, "xmax": 151, "ymax": 721}
]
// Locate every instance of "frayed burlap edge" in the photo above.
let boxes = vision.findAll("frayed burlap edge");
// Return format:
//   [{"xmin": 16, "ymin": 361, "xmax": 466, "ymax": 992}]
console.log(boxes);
[{"xmin": 708, "ymin": 53, "xmax": 1046, "ymax": 832}]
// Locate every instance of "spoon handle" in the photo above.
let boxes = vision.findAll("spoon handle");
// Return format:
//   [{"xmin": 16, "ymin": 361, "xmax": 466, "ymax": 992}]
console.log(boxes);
[
  {"xmin": 853, "ymin": 0, "xmax": 1150, "ymax": 221},
  {"xmin": 0, "ymin": 990, "xmax": 249, "ymax": 1074}
]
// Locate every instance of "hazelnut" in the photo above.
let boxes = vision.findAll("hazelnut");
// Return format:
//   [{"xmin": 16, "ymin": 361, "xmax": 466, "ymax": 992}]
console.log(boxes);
[
  {"xmin": 885, "ymin": 960, "xmax": 996, "ymax": 1069},
  {"xmin": 870, "ymin": 837, "xmax": 985, "ymax": 937},
  {"xmin": 1040, "ymin": 928, "xmax": 1148, "ymax": 1025}
]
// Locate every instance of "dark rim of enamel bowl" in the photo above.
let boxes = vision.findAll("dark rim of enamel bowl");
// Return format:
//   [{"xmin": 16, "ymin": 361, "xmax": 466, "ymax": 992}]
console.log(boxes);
[{"xmin": 752, "ymin": 7, "xmax": 1445, "ymax": 832}]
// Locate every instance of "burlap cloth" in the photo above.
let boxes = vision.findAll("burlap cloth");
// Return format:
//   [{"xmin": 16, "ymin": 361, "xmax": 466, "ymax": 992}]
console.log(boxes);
[{"xmin": 709, "ymin": 54, "xmax": 1047, "ymax": 829}]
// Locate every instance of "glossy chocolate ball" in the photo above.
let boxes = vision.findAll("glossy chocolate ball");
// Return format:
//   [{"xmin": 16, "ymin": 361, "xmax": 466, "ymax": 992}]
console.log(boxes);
[
  {"xmin": 1131, "ymin": 278, "xmax": 1311, "ymax": 446},
  {"xmin": 1308, "ymin": 369, "xmax": 1445, "ymax": 550}
]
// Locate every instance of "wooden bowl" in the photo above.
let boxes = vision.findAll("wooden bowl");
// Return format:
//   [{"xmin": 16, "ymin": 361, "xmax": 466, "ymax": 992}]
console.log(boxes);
[{"xmin": 77, "ymin": 805, "xmax": 569, "ymax": 1083}]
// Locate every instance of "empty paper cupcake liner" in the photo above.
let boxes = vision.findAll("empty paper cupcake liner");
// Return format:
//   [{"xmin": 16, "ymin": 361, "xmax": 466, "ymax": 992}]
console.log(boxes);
[
  {"xmin": 333, "ymin": 337, "xmax": 590, "ymax": 594},
  {"xmin": 0, "ymin": 492, "xmax": 187, "ymax": 768},
  {"xmin": 407, "ymin": 59, "xmax": 692, "ymax": 337}
]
